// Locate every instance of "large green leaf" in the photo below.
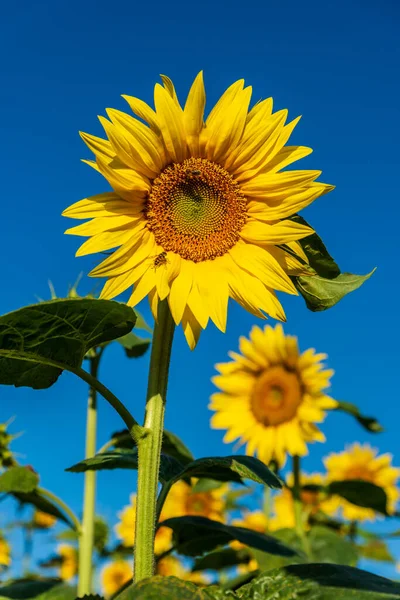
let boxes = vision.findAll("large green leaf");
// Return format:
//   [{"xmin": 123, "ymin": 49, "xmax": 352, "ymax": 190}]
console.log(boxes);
[
  {"xmin": 235, "ymin": 564, "xmax": 400, "ymax": 599},
  {"xmin": 161, "ymin": 516, "xmax": 297, "ymax": 558},
  {"xmin": 328, "ymin": 480, "xmax": 388, "ymax": 515},
  {"xmin": 295, "ymin": 270, "xmax": 375, "ymax": 312},
  {"xmin": 115, "ymin": 577, "xmax": 236, "ymax": 599},
  {"xmin": 334, "ymin": 401, "xmax": 383, "ymax": 433},
  {"xmin": 0, "ymin": 580, "xmax": 71, "ymax": 600},
  {"xmin": 0, "ymin": 467, "xmax": 38, "ymax": 493},
  {"xmin": 288, "ymin": 215, "xmax": 340, "ymax": 279},
  {"xmin": 358, "ymin": 540, "xmax": 395, "ymax": 563},
  {"xmin": 116, "ymin": 332, "xmax": 151, "ymax": 358},
  {"xmin": 13, "ymin": 489, "xmax": 75, "ymax": 529},
  {"xmin": 192, "ymin": 548, "xmax": 252, "ymax": 572},
  {"xmin": 0, "ymin": 299, "xmax": 136, "ymax": 389},
  {"xmin": 110, "ymin": 429, "xmax": 194, "ymax": 466}
]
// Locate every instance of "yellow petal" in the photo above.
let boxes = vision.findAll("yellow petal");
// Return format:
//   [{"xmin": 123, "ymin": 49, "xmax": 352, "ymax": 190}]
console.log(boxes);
[
  {"xmin": 96, "ymin": 156, "xmax": 150, "ymax": 195},
  {"xmin": 168, "ymin": 259, "xmax": 194, "ymax": 325},
  {"xmin": 240, "ymin": 219, "xmax": 313, "ymax": 244},
  {"xmin": 89, "ymin": 228, "xmax": 154, "ymax": 277},
  {"xmin": 160, "ymin": 74, "xmax": 181, "ymax": 106},
  {"xmin": 80, "ymin": 131, "xmax": 115, "ymax": 160},
  {"xmin": 184, "ymin": 71, "xmax": 206, "ymax": 156},
  {"xmin": 195, "ymin": 260, "xmax": 229, "ymax": 332},
  {"xmin": 206, "ymin": 80, "xmax": 244, "ymax": 130},
  {"xmin": 240, "ymin": 170, "xmax": 321, "ymax": 195},
  {"xmin": 181, "ymin": 305, "xmax": 202, "ymax": 350},
  {"xmin": 154, "ymin": 83, "xmax": 187, "ymax": 163},
  {"xmin": 187, "ymin": 281, "xmax": 210, "ymax": 329},
  {"xmin": 75, "ymin": 229, "xmax": 133, "ymax": 257},
  {"xmin": 247, "ymin": 183, "xmax": 334, "ymax": 220},
  {"xmin": 65, "ymin": 215, "xmax": 140, "ymax": 237},
  {"xmin": 122, "ymin": 95, "xmax": 161, "ymax": 134},
  {"xmin": 62, "ymin": 193, "xmax": 142, "ymax": 219},
  {"xmin": 127, "ymin": 268, "xmax": 156, "ymax": 307}
]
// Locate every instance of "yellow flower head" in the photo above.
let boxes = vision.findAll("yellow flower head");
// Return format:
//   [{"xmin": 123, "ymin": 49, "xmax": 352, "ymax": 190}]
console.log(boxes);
[
  {"xmin": 210, "ymin": 323, "xmax": 337, "ymax": 465},
  {"xmin": 101, "ymin": 560, "xmax": 132, "ymax": 597},
  {"xmin": 0, "ymin": 537, "xmax": 11, "ymax": 567},
  {"xmin": 57, "ymin": 544, "xmax": 78, "ymax": 581},
  {"xmin": 162, "ymin": 480, "xmax": 227, "ymax": 522},
  {"xmin": 269, "ymin": 472, "xmax": 338, "ymax": 531},
  {"xmin": 114, "ymin": 493, "xmax": 172, "ymax": 555},
  {"xmin": 324, "ymin": 443, "xmax": 400, "ymax": 522},
  {"xmin": 231, "ymin": 510, "xmax": 269, "ymax": 551},
  {"xmin": 156, "ymin": 555, "xmax": 207, "ymax": 584},
  {"xmin": 33, "ymin": 510, "xmax": 57, "ymax": 529},
  {"xmin": 63, "ymin": 73, "xmax": 333, "ymax": 348}
]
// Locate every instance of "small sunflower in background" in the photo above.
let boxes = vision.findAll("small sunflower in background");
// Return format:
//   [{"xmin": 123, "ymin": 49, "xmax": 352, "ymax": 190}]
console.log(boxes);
[
  {"xmin": 63, "ymin": 73, "xmax": 333, "ymax": 348},
  {"xmin": 101, "ymin": 560, "xmax": 132, "ymax": 597},
  {"xmin": 156, "ymin": 555, "xmax": 206, "ymax": 584},
  {"xmin": 210, "ymin": 323, "xmax": 337, "ymax": 465},
  {"xmin": 269, "ymin": 472, "xmax": 338, "ymax": 531},
  {"xmin": 33, "ymin": 510, "xmax": 57, "ymax": 529},
  {"xmin": 57, "ymin": 544, "xmax": 78, "ymax": 581},
  {"xmin": 324, "ymin": 443, "xmax": 400, "ymax": 521},
  {"xmin": 0, "ymin": 536, "xmax": 11, "ymax": 567},
  {"xmin": 162, "ymin": 480, "xmax": 227, "ymax": 522}
]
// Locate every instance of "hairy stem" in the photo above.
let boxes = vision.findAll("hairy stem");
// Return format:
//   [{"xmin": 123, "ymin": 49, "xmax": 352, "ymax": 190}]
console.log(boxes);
[
  {"xmin": 134, "ymin": 300, "xmax": 175, "ymax": 582},
  {"xmin": 292, "ymin": 454, "xmax": 312, "ymax": 559}
]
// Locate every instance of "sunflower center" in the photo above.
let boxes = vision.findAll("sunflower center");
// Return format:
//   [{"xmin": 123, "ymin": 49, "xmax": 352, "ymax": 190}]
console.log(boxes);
[
  {"xmin": 251, "ymin": 366, "xmax": 302, "ymax": 426},
  {"xmin": 186, "ymin": 493, "xmax": 211, "ymax": 515},
  {"xmin": 145, "ymin": 158, "xmax": 247, "ymax": 262}
]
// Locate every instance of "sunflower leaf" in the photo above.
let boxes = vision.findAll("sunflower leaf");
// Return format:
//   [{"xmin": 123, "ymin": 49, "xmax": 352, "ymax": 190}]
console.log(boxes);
[
  {"xmin": 114, "ymin": 576, "xmax": 235, "ymax": 599},
  {"xmin": 328, "ymin": 480, "xmax": 389, "ymax": 515},
  {"xmin": 0, "ymin": 466, "xmax": 38, "ymax": 493},
  {"xmin": 161, "ymin": 516, "xmax": 297, "ymax": 558},
  {"xmin": 116, "ymin": 332, "xmax": 151, "ymax": 358},
  {"xmin": 13, "ymin": 489, "xmax": 76, "ymax": 529},
  {"xmin": 295, "ymin": 269, "xmax": 376, "ymax": 312},
  {"xmin": 0, "ymin": 299, "xmax": 136, "ymax": 389},
  {"xmin": 288, "ymin": 215, "xmax": 341, "ymax": 279},
  {"xmin": 192, "ymin": 548, "xmax": 253, "ymax": 572},
  {"xmin": 334, "ymin": 401, "xmax": 384, "ymax": 432},
  {"xmin": 358, "ymin": 540, "xmax": 395, "ymax": 563},
  {"xmin": 0, "ymin": 580, "xmax": 74, "ymax": 600},
  {"xmin": 235, "ymin": 564, "xmax": 400, "ymax": 599}
]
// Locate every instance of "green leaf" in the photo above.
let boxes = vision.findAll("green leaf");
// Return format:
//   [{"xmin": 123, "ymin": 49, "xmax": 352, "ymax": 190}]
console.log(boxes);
[
  {"xmin": 110, "ymin": 429, "xmax": 194, "ymax": 466},
  {"xmin": 192, "ymin": 479, "xmax": 226, "ymax": 493},
  {"xmin": 334, "ymin": 401, "xmax": 383, "ymax": 433},
  {"xmin": 167, "ymin": 456, "xmax": 282, "ymax": 489},
  {"xmin": 0, "ymin": 579, "xmax": 66, "ymax": 599},
  {"xmin": 358, "ymin": 540, "xmax": 395, "ymax": 563},
  {"xmin": 161, "ymin": 516, "xmax": 297, "ymax": 558},
  {"xmin": 0, "ymin": 299, "xmax": 136, "ymax": 389},
  {"xmin": 235, "ymin": 564, "xmax": 400, "ymax": 599},
  {"xmin": 295, "ymin": 270, "xmax": 376, "ymax": 312},
  {"xmin": 66, "ymin": 449, "xmax": 183, "ymax": 484},
  {"xmin": 13, "ymin": 489, "xmax": 75, "ymax": 529},
  {"xmin": 192, "ymin": 548, "xmax": 252, "ymax": 572},
  {"xmin": 328, "ymin": 480, "xmax": 388, "ymax": 515},
  {"xmin": 133, "ymin": 310, "xmax": 152, "ymax": 334},
  {"xmin": 288, "ymin": 215, "xmax": 340, "ymax": 278},
  {"xmin": 115, "ymin": 577, "xmax": 235, "ymax": 599},
  {"xmin": 116, "ymin": 332, "xmax": 151, "ymax": 358},
  {"xmin": 75, "ymin": 597, "xmax": 104, "ymax": 600},
  {"xmin": 0, "ymin": 467, "xmax": 38, "ymax": 493}
]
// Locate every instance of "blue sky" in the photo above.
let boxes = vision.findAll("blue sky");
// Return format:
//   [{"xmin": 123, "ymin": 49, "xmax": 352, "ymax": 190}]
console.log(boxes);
[{"xmin": 1, "ymin": 0, "xmax": 400, "ymax": 582}]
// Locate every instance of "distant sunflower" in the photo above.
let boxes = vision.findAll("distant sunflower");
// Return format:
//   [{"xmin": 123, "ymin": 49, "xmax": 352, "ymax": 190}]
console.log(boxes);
[
  {"xmin": 58, "ymin": 544, "xmax": 78, "ymax": 581},
  {"xmin": 230, "ymin": 510, "xmax": 269, "ymax": 552},
  {"xmin": 210, "ymin": 324, "xmax": 337, "ymax": 465},
  {"xmin": 324, "ymin": 443, "xmax": 400, "ymax": 522},
  {"xmin": 161, "ymin": 480, "xmax": 227, "ymax": 522},
  {"xmin": 269, "ymin": 472, "xmax": 338, "ymax": 531},
  {"xmin": 0, "ymin": 537, "xmax": 11, "ymax": 567},
  {"xmin": 63, "ymin": 73, "xmax": 333, "ymax": 348},
  {"xmin": 156, "ymin": 556, "xmax": 206, "ymax": 584},
  {"xmin": 101, "ymin": 560, "xmax": 132, "ymax": 597},
  {"xmin": 33, "ymin": 510, "xmax": 57, "ymax": 529}
]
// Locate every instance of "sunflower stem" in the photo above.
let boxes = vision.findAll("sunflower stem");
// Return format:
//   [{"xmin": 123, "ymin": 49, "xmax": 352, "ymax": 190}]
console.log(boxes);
[
  {"xmin": 77, "ymin": 351, "xmax": 101, "ymax": 597},
  {"xmin": 134, "ymin": 300, "xmax": 175, "ymax": 582},
  {"xmin": 292, "ymin": 454, "xmax": 312, "ymax": 560}
]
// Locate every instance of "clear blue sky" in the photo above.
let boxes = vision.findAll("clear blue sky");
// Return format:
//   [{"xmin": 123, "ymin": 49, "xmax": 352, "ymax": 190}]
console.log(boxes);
[{"xmin": 1, "ymin": 0, "xmax": 399, "ymax": 581}]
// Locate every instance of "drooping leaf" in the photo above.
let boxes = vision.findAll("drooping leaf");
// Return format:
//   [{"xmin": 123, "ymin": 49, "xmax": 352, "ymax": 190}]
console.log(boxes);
[
  {"xmin": 116, "ymin": 332, "xmax": 151, "ymax": 358},
  {"xmin": 288, "ymin": 215, "xmax": 340, "ymax": 279},
  {"xmin": 224, "ymin": 487, "xmax": 254, "ymax": 511},
  {"xmin": 115, "ymin": 576, "xmax": 236, "ymax": 599},
  {"xmin": 0, "ymin": 579, "xmax": 61, "ymax": 599},
  {"xmin": 295, "ymin": 270, "xmax": 375, "ymax": 312},
  {"xmin": 133, "ymin": 310, "xmax": 152, "ymax": 334},
  {"xmin": 66, "ymin": 449, "xmax": 183, "ymax": 484},
  {"xmin": 235, "ymin": 564, "xmax": 400, "ymax": 599},
  {"xmin": 334, "ymin": 401, "xmax": 383, "ymax": 433},
  {"xmin": 358, "ymin": 540, "xmax": 395, "ymax": 563},
  {"xmin": 328, "ymin": 480, "xmax": 388, "ymax": 515},
  {"xmin": 13, "ymin": 489, "xmax": 75, "ymax": 529},
  {"xmin": 161, "ymin": 516, "xmax": 297, "ymax": 558},
  {"xmin": 192, "ymin": 548, "xmax": 252, "ymax": 572},
  {"xmin": 192, "ymin": 478, "xmax": 227, "ymax": 493},
  {"xmin": 110, "ymin": 429, "xmax": 194, "ymax": 466},
  {"xmin": 0, "ymin": 466, "xmax": 38, "ymax": 493},
  {"xmin": 0, "ymin": 299, "xmax": 136, "ymax": 389}
]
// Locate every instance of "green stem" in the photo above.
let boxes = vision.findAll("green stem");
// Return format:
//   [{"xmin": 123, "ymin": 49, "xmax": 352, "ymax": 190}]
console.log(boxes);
[
  {"xmin": 37, "ymin": 487, "xmax": 81, "ymax": 533},
  {"xmin": 22, "ymin": 526, "xmax": 33, "ymax": 576},
  {"xmin": 70, "ymin": 365, "xmax": 143, "ymax": 445},
  {"xmin": 292, "ymin": 455, "xmax": 312, "ymax": 560},
  {"xmin": 77, "ymin": 352, "xmax": 100, "ymax": 597},
  {"xmin": 134, "ymin": 300, "xmax": 175, "ymax": 582}
]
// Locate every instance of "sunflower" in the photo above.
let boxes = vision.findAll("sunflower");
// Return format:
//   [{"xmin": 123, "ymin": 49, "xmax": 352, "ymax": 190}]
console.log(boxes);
[
  {"xmin": 269, "ymin": 472, "xmax": 338, "ymax": 531},
  {"xmin": 210, "ymin": 323, "xmax": 337, "ymax": 465},
  {"xmin": 101, "ymin": 560, "xmax": 133, "ymax": 597},
  {"xmin": 161, "ymin": 480, "xmax": 227, "ymax": 522},
  {"xmin": 63, "ymin": 73, "xmax": 333, "ymax": 348},
  {"xmin": 58, "ymin": 544, "xmax": 78, "ymax": 581},
  {"xmin": 33, "ymin": 510, "xmax": 57, "ymax": 529},
  {"xmin": 324, "ymin": 443, "xmax": 400, "ymax": 522},
  {"xmin": 0, "ymin": 537, "xmax": 11, "ymax": 567},
  {"xmin": 115, "ymin": 493, "xmax": 172, "ymax": 555},
  {"xmin": 156, "ymin": 556, "xmax": 207, "ymax": 584},
  {"xmin": 230, "ymin": 510, "xmax": 269, "ymax": 551}
]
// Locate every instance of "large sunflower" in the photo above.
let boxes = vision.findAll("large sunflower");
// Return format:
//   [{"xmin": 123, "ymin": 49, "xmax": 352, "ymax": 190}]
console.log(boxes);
[
  {"xmin": 324, "ymin": 443, "xmax": 400, "ymax": 522},
  {"xmin": 63, "ymin": 73, "xmax": 333, "ymax": 348},
  {"xmin": 210, "ymin": 324, "xmax": 337, "ymax": 465}
]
